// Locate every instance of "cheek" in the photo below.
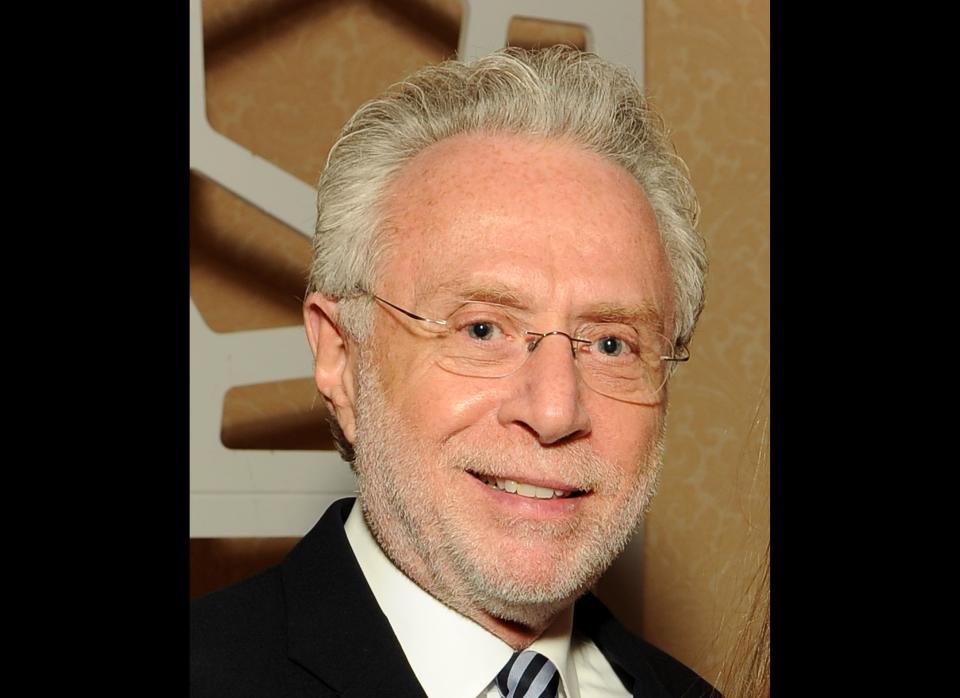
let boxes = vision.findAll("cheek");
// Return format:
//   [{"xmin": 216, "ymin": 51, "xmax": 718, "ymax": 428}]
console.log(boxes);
[
  {"xmin": 412, "ymin": 377, "xmax": 506, "ymax": 443},
  {"xmin": 587, "ymin": 404, "xmax": 664, "ymax": 472},
  {"xmin": 381, "ymin": 358, "xmax": 506, "ymax": 445}
]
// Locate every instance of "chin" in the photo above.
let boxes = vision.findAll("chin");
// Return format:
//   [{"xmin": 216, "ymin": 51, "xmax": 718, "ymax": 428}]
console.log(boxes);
[
  {"xmin": 446, "ymin": 537, "xmax": 614, "ymax": 626},
  {"xmin": 481, "ymin": 594, "xmax": 576, "ymax": 630}
]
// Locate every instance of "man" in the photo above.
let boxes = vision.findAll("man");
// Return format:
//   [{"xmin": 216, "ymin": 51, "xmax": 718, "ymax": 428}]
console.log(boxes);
[{"xmin": 192, "ymin": 46, "xmax": 716, "ymax": 697}]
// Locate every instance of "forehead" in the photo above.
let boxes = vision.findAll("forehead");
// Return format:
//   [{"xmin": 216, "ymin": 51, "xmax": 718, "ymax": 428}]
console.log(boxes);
[{"xmin": 379, "ymin": 133, "xmax": 672, "ymax": 319}]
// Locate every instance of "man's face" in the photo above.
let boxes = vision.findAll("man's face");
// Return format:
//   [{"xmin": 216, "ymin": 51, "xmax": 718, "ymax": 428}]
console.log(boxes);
[{"xmin": 349, "ymin": 133, "xmax": 674, "ymax": 629}]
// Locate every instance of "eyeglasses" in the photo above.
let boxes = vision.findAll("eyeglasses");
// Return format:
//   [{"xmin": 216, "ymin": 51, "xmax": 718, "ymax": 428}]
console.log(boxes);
[{"xmin": 366, "ymin": 293, "xmax": 689, "ymax": 405}]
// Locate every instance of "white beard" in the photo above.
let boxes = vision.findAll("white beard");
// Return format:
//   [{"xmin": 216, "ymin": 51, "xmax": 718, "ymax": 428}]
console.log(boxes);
[{"xmin": 350, "ymin": 350, "xmax": 665, "ymax": 627}]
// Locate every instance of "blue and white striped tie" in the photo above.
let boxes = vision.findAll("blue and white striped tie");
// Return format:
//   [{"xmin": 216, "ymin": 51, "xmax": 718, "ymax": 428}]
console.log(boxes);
[{"xmin": 496, "ymin": 650, "xmax": 560, "ymax": 698}]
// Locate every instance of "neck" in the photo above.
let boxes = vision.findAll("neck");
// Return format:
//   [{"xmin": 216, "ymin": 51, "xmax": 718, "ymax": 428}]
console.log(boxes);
[{"xmin": 470, "ymin": 608, "xmax": 551, "ymax": 650}]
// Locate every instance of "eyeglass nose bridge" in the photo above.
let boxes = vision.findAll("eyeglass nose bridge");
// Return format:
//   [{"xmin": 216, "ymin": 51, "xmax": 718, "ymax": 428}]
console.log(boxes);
[{"xmin": 525, "ymin": 330, "xmax": 591, "ymax": 358}]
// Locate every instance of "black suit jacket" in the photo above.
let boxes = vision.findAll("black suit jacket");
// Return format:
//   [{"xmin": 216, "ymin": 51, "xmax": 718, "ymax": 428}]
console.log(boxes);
[{"xmin": 191, "ymin": 498, "xmax": 719, "ymax": 697}]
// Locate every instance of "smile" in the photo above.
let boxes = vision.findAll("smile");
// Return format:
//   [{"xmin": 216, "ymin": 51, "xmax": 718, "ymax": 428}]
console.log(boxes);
[{"xmin": 471, "ymin": 472, "xmax": 587, "ymax": 500}]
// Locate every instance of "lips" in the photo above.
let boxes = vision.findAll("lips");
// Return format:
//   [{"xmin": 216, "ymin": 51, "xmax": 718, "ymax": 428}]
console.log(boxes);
[{"xmin": 470, "ymin": 471, "xmax": 587, "ymax": 500}]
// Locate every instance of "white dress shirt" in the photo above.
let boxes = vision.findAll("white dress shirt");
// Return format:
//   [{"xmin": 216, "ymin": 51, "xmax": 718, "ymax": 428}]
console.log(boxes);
[{"xmin": 344, "ymin": 503, "xmax": 631, "ymax": 698}]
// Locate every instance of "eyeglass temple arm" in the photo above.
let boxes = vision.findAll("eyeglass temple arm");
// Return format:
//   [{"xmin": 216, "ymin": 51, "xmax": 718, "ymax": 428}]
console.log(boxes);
[
  {"xmin": 663, "ymin": 345, "xmax": 691, "ymax": 362},
  {"xmin": 372, "ymin": 294, "xmax": 448, "ymax": 326}
]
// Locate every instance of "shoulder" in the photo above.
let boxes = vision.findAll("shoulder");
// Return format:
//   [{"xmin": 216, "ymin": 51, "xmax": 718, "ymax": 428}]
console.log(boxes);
[
  {"xmin": 189, "ymin": 499, "xmax": 359, "ymax": 697},
  {"xmin": 190, "ymin": 566, "xmax": 290, "ymax": 696},
  {"xmin": 575, "ymin": 594, "xmax": 721, "ymax": 698},
  {"xmin": 191, "ymin": 565, "xmax": 285, "ymax": 648}
]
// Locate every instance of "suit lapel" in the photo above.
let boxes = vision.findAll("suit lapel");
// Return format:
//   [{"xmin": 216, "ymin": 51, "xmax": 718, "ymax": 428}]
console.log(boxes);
[
  {"xmin": 575, "ymin": 594, "xmax": 675, "ymax": 698},
  {"xmin": 281, "ymin": 498, "xmax": 428, "ymax": 698}
]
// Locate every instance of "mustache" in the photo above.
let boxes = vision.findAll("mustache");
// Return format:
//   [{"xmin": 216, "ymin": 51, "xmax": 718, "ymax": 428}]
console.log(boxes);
[{"xmin": 438, "ymin": 439, "xmax": 619, "ymax": 495}]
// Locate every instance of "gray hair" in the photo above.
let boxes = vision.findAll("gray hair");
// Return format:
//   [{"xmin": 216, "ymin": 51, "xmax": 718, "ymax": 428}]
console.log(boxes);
[{"xmin": 308, "ymin": 44, "xmax": 705, "ymax": 347}]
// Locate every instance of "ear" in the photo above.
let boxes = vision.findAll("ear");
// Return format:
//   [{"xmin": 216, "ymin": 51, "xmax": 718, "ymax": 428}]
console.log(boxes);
[{"xmin": 303, "ymin": 292, "xmax": 358, "ymax": 445}]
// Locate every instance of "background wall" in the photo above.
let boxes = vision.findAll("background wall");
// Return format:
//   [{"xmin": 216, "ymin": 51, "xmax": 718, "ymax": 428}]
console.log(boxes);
[
  {"xmin": 636, "ymin": 0, "xmax": 769, "ymax": 688},
  {"xmin": 189, "ymin": 0, "xmax": 769, "ymax": 692}
]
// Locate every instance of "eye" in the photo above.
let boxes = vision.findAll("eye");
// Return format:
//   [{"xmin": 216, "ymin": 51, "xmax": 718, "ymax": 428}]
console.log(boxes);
[
  {"xmin": 595, "ymin": 336, "xmax": 630, "ymax": 356},
  {"xmin": 465, "ymin": 322, "xmax": 502, "ymax": 341},
  {"xmin": 447, "ymin": 303, "xmax": 518, "ymax": 345}
]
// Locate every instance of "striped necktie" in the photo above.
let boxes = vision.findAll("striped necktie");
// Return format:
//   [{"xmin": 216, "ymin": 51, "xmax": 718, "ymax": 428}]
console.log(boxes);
[{"xmin": 496, "ymin": 650, "xmax": 561, "ymax": 698}]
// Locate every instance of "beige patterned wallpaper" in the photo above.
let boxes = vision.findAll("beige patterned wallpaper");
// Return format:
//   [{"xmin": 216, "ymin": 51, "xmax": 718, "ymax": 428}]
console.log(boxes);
[
  {"xmin": 190, "ymin": 0, "xmax": 769, "ymax": 692},
  {"xmin": 642, "ymin": 1, "xmax": 769, "ymax": 688}
]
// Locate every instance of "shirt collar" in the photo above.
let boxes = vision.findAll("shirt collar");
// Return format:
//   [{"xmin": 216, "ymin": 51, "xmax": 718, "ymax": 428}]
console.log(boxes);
[{"xmin": 345, "ymin": 502, "xmax": 579, "ymax": 698}]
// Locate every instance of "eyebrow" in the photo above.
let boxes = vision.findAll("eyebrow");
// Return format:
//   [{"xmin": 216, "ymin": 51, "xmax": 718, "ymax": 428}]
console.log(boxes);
[
  {"xmin": 582, "ymin": 302, "xmax": 665, "ymax": 332},
  {"xmin": 428, "ymin": 280, "xmax": 529, "ymax": 309}
]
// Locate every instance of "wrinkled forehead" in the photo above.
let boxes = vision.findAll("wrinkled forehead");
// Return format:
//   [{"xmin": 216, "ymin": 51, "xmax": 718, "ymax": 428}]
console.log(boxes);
[{"xmin": 378, "ymin": 133, "xmax": 674, "ymax": 324}]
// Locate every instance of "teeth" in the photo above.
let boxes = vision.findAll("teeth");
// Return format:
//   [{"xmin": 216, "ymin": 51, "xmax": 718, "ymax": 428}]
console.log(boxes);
[
  {"xmin": 484, "ymin": 477, "xmax": 574, "ymax": 500},
  {"xmin": 515, "ymin": 482, "xmax": 536, "ymax": 497}
]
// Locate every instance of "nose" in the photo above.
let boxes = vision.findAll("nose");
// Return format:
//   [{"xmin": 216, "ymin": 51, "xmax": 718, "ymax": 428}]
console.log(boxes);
[{"xmin": 496, "ymin": 332, "xmax": 592, "ymax": 445}]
